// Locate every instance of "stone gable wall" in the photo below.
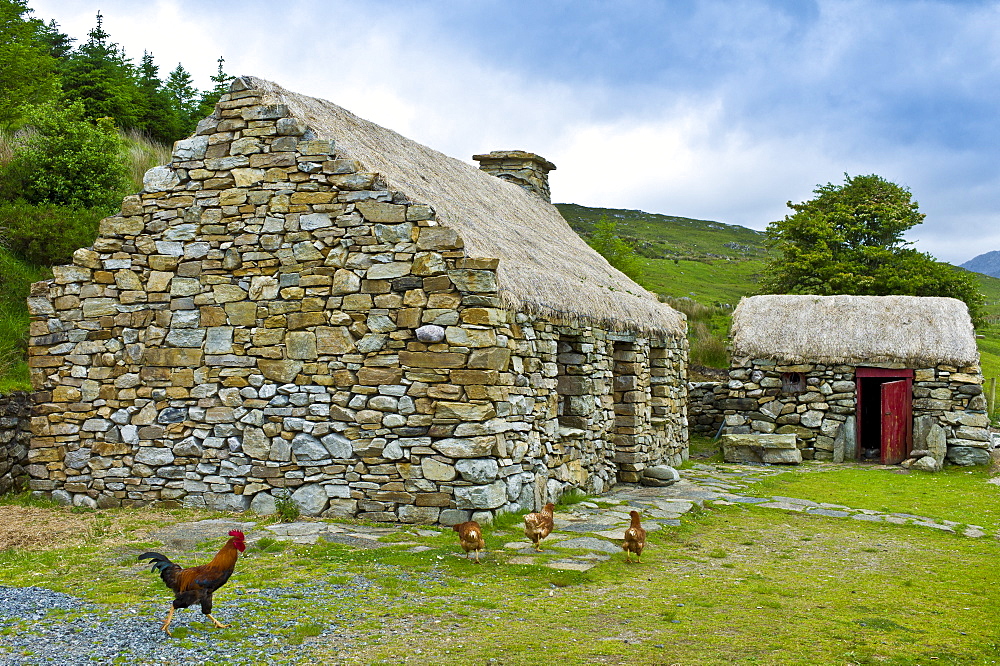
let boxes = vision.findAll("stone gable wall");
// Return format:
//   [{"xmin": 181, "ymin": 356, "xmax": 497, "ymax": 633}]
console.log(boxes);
[
  {"xmin": 25, "ymin": 84, "xmax": 689, "ymax": 521},
  {"xmin": 722, "ymin": 358, "xmax": 989, "ymax": 466}
]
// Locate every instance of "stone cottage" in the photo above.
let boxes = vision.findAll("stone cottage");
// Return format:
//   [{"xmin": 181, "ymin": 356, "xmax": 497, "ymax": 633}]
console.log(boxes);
[
  {"xmin": 721, "ymin": 294, "xmax": 989, "ymax": 469},
  {"xmin": 25, "ymin": 77, "xmax": 689, "ymax": 523}
]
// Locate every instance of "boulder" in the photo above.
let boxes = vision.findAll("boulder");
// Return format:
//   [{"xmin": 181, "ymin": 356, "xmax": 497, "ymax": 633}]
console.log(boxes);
[
  {"xmin": 291, "ymin": 484, "xmax": 329, "ymax": 516},
  {"xmin": 946, "ymin": 446, "xmax": 991, "ymax": 466},
  {"xmin": 722, "ymin": 433, "xmax": 801, "ymax": 465}
]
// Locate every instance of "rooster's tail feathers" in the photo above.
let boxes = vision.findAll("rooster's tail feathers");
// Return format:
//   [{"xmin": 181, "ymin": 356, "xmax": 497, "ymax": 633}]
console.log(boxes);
[{"xmin": 137, "ymin": 551, "xmax": 177, "ymax": 574}]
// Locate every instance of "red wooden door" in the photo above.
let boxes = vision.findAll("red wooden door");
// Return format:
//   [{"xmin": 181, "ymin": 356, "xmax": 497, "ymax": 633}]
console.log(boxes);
[{"xmin": 880, "ymin": 380, "xmax": 910, "ymax": 464}]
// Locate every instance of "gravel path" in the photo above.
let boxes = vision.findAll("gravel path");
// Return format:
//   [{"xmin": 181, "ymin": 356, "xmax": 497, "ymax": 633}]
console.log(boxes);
[{"xmin": 0, "ymin": 579, "xmax": 373, "ymax": 666}]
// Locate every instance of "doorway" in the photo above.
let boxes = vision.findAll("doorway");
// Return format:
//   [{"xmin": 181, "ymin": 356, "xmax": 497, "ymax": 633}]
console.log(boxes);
[{"xmin": 856, "ymin": 368, "xmax": 913, "ymax": 464}]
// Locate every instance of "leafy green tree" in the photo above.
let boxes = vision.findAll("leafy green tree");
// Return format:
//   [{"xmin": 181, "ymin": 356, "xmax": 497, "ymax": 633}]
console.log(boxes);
[
  {"xmin": 61, "ymin": 11, "xmax": 143, "ymax": 128},
  {"xmin": 761, "ymin": 173, "xmax": 985, "ymax": 324},
  {"xmin": 0, "ymin": 100, "xmax": 130, "ymax": 210},
  {"xmin": 587, "ymin": 215, "xmax": 645, "ymax": 283},
  {"xmin": 198, "ymin": 56, "xmax": 233, "ymax": 118},
  {"xmin": 0, "ymin": 0, "xmax": 61, "ymax": 128}
]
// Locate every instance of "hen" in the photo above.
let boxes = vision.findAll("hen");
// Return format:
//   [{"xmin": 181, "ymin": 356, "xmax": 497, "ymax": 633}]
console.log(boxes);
[
  {"xmin": 138, "ymin": 529, "xmax": 246, "ymax": 635},
  {"xmin": 523, "ymin": 502, "xmax": 555, "ymax": 551},
  {"xmin": 622, "ymin": 510, "xmax": 646, "ymax": 563},
  {"xmin": 452, "ymin": 520, "xmax": 486, "ymax": 563}
]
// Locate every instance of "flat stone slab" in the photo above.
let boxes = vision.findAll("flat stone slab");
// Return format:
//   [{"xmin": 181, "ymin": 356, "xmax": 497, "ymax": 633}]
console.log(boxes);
[
  {"xmin": 508, "ymin": 556, "xmax": 536, "ymax": 565},
  {"xmin": 544, "ymin": 561, "xmax": 596, "ymax": 571},
  {"xmin": 756, "ymin": 501, "xmax": 806, "ymax": 512},
  {"xmin": 559, "ymin": 522, "xmax": 620, "ymax": 533},
  {"xmin": 807, "ymin": 508, "xmax": 850, "ymax": 518},
  {"xmin": 554, "ymin": 537, "xmax": 622, "ymax": 554},
  {"xmin": 151, "ymin": 519, "xmax": 257, "ymax": 551}
]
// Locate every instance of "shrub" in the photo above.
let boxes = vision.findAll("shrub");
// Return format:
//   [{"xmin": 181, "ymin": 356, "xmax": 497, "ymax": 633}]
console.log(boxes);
[
  {"xmin": 0, "ymin": 200, "xmax": 103, "ymax": 266},
  {"xmin": 274, "ymin": 490, "xmax": 300, "ymax": 523},
  {"xmin": 0, "ymin": 100, "xmax": 130, "ymax": 210}
]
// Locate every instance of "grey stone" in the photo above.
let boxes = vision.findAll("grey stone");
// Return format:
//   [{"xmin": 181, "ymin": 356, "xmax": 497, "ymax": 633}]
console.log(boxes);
[
  {"xmin": 833, "ymin": 415, "xmax": 856, "ymax": 462},
  {"xmin": 64, "ymin": 448, "xmax": 91, "ymax": 470},
  {"xmin": 946, "ymin": 446, "xmax": 991, "ymax": 466},
  {"xmin": 292, "ymin": 433, "xmax": 329, "ymax": 461},
  {"xmin": 173, "ymin": 136, "xmax": 209, "ymax": 160},
  {"xmin": 644, "ymin": 465, "xmax": 680, "ymax": 483},
  {"xmin": 455, "ymin": 480, "xmax": 507, "ymax": 509},
  {"xmin": 415, "ymin": 325, "xmax": 445, "ymax": 343},
  {"xmin": 422, "ymin": 457, "xmax": 456, "ymax": 481},
  {"xmin": 291, "ymin": 484, "xmax": 329, "ymax": 516},
  {"xmin": 321, "ymin": 433, "xmax": 353, "ymax": 459},
  {"xmin": 250, "ymin": 492, "xmax": 277, "ymax": 515},
  {"xmin": 456, "ymin": 458, "xmax": 499, "ymax": 484},
  {"xmin": 911, "ymin": 456, "xmax": 940, "ymax": 472},
  {"xmin": 434, "ymin": 437, "xmax": 493, "ymax": 458},
  {"xmin": 241, "ymin": 427, "xmax": 270, "ymax": 459},
  {"xmin": 134, "ymin": 447, "xmax": 175, "ymax": 466},
  {"xmin": 143, "ymin": 166, "xmax": 180, "ymax": 192},
  {"xmin": 173, "ymin": 437, "xmax": 203, "ymax": 458},
  {"xmin": 51, "ymin": 489, "xmax": 72, "ymax": 506},
  {"xmin": 556, "ymin": 537, "xmax": 624, "ymax": 554},
  {"xmin": 382, "ymin": 439, "xmax": 404, "ymax": 460},
  {"xmin": 439, "ymin": 509, "xmax": 472, "ymax": 526},
  {"xmin": 205, "ymin": 493, "xmax": 250, "ymax": 512},
  {"xmin": 926, "ymin": 423, "xmax": 947, "ymax": 464}
]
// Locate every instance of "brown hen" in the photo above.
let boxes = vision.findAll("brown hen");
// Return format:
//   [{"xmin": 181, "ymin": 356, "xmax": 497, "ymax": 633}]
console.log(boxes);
[
  {"xmin": 623, "ymin": 510, "xmax": 646, "ymax": 563},
  {"xmin": 523, "ymin": 502, "xmax": 555, "ymax": 551},
  {"xmin": 452, "ymin": 520, "xmax": 486, "ymax": 563}
]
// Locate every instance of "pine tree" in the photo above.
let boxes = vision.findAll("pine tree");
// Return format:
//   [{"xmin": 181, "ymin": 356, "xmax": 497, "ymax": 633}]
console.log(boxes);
[
  {"xmin": 164, "ymin": 62, "xmax": 200, "ymax": 135},
  {"xmin": 198, "ymin": 56, "xmax": 233, "ymax": 117},
  {"xmin": 135, "ymin": 51, "xmax": 182, "ymax": 143},
  {"xmin": 61, "ymin": 11, "xmax": 144, "ymax": 128}
]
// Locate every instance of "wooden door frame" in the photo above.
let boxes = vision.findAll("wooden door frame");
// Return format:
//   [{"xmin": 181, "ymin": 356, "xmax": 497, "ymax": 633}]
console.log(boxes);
[{"xmin": 855, "ymin": 367, "xmax": 914, "ymax": 463}]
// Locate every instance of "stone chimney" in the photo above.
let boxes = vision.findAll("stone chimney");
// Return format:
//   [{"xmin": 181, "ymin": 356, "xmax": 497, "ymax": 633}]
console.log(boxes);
[{"xmin": 472, "ymin": 150, "xmax": 556, "ymax": 202}]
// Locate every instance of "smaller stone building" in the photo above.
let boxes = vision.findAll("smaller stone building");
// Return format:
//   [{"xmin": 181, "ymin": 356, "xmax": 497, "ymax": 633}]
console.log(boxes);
[{"xmin": 722, "ymin": 295, "xmax": 989, "ymax": 469}]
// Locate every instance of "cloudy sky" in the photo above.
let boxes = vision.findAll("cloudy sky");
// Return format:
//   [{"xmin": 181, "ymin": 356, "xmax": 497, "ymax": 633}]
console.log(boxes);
[{"xmin": 27, "ymin": 0, "xmax": 1000, "ymax": 264}]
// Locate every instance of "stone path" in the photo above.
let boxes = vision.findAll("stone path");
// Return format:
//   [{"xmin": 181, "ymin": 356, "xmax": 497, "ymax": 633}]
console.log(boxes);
[{"xmin": 153, "ymin": 461, "xmax": 991, "ymax": 572}]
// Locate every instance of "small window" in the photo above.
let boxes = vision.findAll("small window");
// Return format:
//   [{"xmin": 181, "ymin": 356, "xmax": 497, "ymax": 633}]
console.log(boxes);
[{"xmin": 781, "ymin": 372, "xmax": 805, "ymax": 394}]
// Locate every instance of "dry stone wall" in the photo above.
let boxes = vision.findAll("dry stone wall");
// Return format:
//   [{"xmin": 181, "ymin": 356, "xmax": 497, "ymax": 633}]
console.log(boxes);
[
  {"xmin": 0, "ymin": 391, "xmax": 31, "ymax": 495},
  {"xmin": 722, "ymin": 358, "xmax": 989, "ymax": 467},
  {"xmin": 26, "ymin": 82, "xmax": 689, "ymax": 521}
]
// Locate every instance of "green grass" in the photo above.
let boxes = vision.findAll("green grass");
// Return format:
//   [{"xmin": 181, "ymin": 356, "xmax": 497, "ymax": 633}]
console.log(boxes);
[
  {"xmin": 739, "ymin": 465, "xmax": 1000, "ymax": 530},
  {"xmin": 2, "ymin": 471, "xmax": 999, "ymax": 664}
]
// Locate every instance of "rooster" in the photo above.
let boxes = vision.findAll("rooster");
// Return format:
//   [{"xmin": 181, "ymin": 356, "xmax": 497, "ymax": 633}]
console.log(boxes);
[
  {"xmin": 138, "ymin": 529, "xmax": 246, "ymax": 635},
  {"xmin": 523, "ymin": 502, "xmax": 555, "ymax": 551},
  {"xmin": 452, "ymin": 520, "xmax": 486, "ymax": 563},
  {"xmin": 622, "ymin": 510, "xmax": 646, "ymax": 563}
]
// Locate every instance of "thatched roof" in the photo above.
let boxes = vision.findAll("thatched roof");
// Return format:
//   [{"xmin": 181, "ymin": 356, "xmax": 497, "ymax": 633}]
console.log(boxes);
[
  {"xmin": 730, "ymin": 295, "xmax": 978, "ymax": 367},
  {"xmin": 235, "ymin": 77, "xmax": 684, "ymax": 338}
]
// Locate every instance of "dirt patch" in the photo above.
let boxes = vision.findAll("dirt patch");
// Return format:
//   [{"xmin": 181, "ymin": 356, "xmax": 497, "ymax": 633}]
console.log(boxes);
[{"xmin": 0, "ymin": 505, "xmax": 94, "ymax": 550}]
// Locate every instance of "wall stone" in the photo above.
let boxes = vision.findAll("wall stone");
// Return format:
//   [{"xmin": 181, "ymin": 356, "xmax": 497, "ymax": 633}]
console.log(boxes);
[{"xmin": 25, "ymin": 83, "xmax": 690, "ymax": 522}]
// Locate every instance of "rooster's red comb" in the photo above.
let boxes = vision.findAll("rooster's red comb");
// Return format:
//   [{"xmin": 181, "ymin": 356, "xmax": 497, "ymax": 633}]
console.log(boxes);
[{"xmin": 229, "ymin": 530, "xmax": 245, "ymax": 538}]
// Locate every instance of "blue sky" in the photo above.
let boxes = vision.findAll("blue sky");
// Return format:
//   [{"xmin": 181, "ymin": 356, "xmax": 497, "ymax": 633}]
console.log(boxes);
[{"xmin": 28, "ymin": 0, "xmax": 1000, "ymax": 264}]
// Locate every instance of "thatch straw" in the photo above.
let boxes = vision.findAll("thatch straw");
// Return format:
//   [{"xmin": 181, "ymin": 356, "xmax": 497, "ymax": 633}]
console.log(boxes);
[
  {"xmin": 730, "ymin": 295, "xmax": 978, "ymax": 367},
  {"xmin": 236, "ymin": 77, "xmax": 684, "ymax": 338}
]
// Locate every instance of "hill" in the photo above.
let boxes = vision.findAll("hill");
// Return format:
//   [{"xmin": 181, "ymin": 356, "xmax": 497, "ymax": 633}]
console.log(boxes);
[
  {"xmin": 961, "ymin": 250, "xmax": 1000, "ymax": 279},
  {"xmin": 555, "ymin": 203, "xmax": 768, "ymax": 307},
  {"xmin": 557, "ymin": 203, "xmax": 1000, "ymax": 405}
]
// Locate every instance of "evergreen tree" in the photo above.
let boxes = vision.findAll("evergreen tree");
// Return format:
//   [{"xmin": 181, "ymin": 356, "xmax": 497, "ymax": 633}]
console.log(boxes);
[
  {"xmin": 61, "ymin": 11, "xmax": 143, "ymax": 128},
  {"xmin": 760, "ymin": 173, "xmax": 985, "ymax": 325},
  {"xmin": 164, "ymin": 63, "xmax": 200, "ymax": 135},
  {"xmin": 0, "ymin": 0, "xmax": 61, "ymax": 128},
  {"xmin": 136, "ymin": 51, "xmax": 182, "ymax": 143},
  {"xmin": 198, "ymin": 56, "xmax": 233, "ymax": 117}
]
